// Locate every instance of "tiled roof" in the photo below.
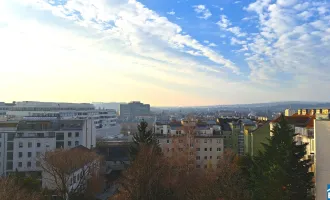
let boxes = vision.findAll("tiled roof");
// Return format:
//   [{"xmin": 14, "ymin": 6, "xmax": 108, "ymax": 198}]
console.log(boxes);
[{"xmin": 271, "ymin": 115, "xmax": 314, "ymax": 128}]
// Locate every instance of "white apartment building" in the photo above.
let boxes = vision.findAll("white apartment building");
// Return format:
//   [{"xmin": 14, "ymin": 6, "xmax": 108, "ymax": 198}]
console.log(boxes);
[
  {"xmin": 0, "ymin": 101, "xmax": 117, "ymax": 130},
  {"xmin": 42, "ymin": 146, "xmax": 100, "ymax": 194},
  {"xmin": 0, "ymin": 118, "xmax": 96, "ymax": 176},
  {"xmin": 314, "ymin": 114, "xmax": 330, "ymax": 200},
  {"xmin": 155, "ymin": 122, "xmax": 224, "ymax": 170}
]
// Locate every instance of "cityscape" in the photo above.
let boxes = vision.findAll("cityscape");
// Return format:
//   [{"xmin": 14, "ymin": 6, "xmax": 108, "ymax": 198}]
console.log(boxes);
[
  {"xmin": 0, "ymin": 100, "xmax": 329, "ymax": 199},
  {"xmin": 1, "ymin": 0, "xmax": 330, "ymax": 199}
]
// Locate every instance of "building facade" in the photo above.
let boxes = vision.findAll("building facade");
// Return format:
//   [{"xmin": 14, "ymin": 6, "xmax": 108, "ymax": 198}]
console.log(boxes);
[
  {"xmin": 0, "ymin": 119, "xmax": 96, "ymax": 176},
  {"xmin": 314, "ymin": 114, "xmax": 330, "ymax": 200},
  {"xmin": 0, "ymin": 101, "xmax": 117, "ymax": 130},
  {"xmin": 119, "ymin": 101, "xmax": 150, "ymax": 118},
  {"xmin": 155, "ymin": 121, "xmax": 224, "ymax": 170}
]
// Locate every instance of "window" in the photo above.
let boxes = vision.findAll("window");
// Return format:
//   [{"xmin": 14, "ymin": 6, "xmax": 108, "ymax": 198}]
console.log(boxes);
[
  {"xmin": 48, "ymin": 132, "xmax": 55, "ymax": 137},
  {"xmin": 68, "ymin": 132, "xmax": 72, "ymax": 137},
  {"xmin": 18, "ymin": 162, "xmax": 22, "ymax": 167},
  {"xmin": 204, "ymin": 148, "xmax": 207, "ymax": 151},
  {"xmin": 19, "ymin": 152, "xmax": 23, "ymax": 158},
  {"xmin": 27, "ymin": 161, "xmax": 31, "ymax": 168},
  {"xmin": 28, "ymin": 142, "xmax": 32, "ymax": 148},
  {"xmin": 195, "ymin": 139, "xmax": 199, "ymax": 143},
  {"xmin": 179, "ymin": 148, "xmax": 183, "ymax": 152},
  {"xmin": 204, "ymin": 165, "xmax": 207, "ymax": 169},
  {"xmin": 7, "ymin": 133, "xmax": 15, "ymax": 141},
  {"xmin": 0, "ymin": 142, "xmax": 1, "ymax": 147},
  {"xmin": 210, "ymin": 156, "xmax": 212, "ymax": 159},
  {"xmin": 167, "ymin": 139, "xmax": 170, "ymax": 144},
  {"xmin": 28, "ymin": 152, "xmax": 32, "ymax": 157},
  {"xmin": 37, "ymin": 133, "xmax": 44, "ymax": 137},
  {"xmin": 7, "ymin": 161, "xmax": 13, "ymax": 170},
  {"xmin": 190, "ymin": 144, "xmax": 194, "ymax": 147},
  {"xmin": 75, "ymin": 141, "xmax": 79, "ymax": 146},
  {"xmin": 7, "ymin": 142, "xmax": 13, "ymax": 150},
  {"xmin": 179, "ymin": 140, "xmax": 183, "ymax": 143},
  {"xmin": 36, "ymin": 152, "xmax": 41, "ymax": 157},
  {"xmin": 217, "ymin": 156, "xmax": 220, "ymax": 159},
  {"xmin": 36, "ymin": 161, "xmax": 40, "ymax": 167},
  {"xmin": 161, "ymin": 130, "xmax": 163, "ymax": 134},
  {"xmin": 196, "ymin": 156, "xmax": 200, "ymax": 160},
  {"xmin": 217, "ymin": 148, "xmax": 221, "ymax": 151},
  {"xmin": 217, "ymin": 139, "xmax": 221, "ymax": 143},
  {"xmin": 204, "ymin": 139, "xmax": 207, "ymax": 143},
  {"xmin": 167, "ymin": 148, "xmax": 170, "ymax": 152},
  {"xmin": 73, "ymin": 175, "xmax": 76, "ymax": 183},
  {"xmin": 75, "ymin": 132, "xmax": 80, "ymax": 137},
  {"xmin": 196, "ymin": 165, "xmax": 201, "ymax": 168},
  {"xmin": 56, "ymin": 141, "xmax": 64, "ymax": 148},
  {"xmin": 68, "ymin": 141, "xmax": 72, "ymax": 146},
  {"xmin": 204, "ymin": 156, "xmax": 207, "ymax": 160},
  {"xmin": 37, "ymin": 143, "xmax": 41, "ymax": 147},
  {"xmin": 210, "ymin": 148, "xmax": 212, "ymax": 151},
  {"xmin": 56, "ymin": 133, "xmax": 64, "ymax": 140},
  {"xmin": 19, "ymin": 142, "xmax": 23, "ymax": 148},
  {"xmin": 7, "ymin": 152, "xmax": 13, "ymax": 160},
  {"xmin": 197, "ymin": 148, "xmax": 200, "ymax": 151}
]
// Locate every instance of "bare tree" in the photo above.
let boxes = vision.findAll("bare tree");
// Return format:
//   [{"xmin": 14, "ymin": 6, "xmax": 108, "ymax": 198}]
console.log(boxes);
[
  {"xmin": 111, "ymin": 145, "xmax": 174, "ymax": 200},
  {"xmin": 213, "ymin": 150, "xmax": 251, "ymax": 200},
  {"xmin": 0, "ymin": 177, "xmax": 41, "ymax": 200},
  {"xmin": 40, "ymin": 146, "xmax": 103, "ymax": 200}
]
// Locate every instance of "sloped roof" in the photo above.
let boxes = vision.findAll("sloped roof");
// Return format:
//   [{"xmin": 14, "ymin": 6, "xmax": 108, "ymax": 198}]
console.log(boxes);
[{"xmin": 271, "ymin": 115, "xmax": 314, "ymax": 128}]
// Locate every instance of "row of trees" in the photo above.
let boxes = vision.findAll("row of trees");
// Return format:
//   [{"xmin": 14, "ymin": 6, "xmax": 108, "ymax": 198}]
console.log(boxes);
[{"xmin": 113, "ymin": 115, "xmax": 314, "ymax": 200}]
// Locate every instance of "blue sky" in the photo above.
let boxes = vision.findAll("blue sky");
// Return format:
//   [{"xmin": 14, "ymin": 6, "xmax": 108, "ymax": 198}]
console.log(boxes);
[{"xmin": 1, "ymin": 0, "xmax": 330, "ymax": 106}]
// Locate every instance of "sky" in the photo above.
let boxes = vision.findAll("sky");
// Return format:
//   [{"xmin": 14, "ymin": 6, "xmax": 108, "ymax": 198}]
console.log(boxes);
[{"xmin": 1, "ymin": 0, "xmax": 330, "ymax": 107}]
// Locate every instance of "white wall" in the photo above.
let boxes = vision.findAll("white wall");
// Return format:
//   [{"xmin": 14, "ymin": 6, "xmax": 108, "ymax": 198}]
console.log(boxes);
[
  {"xmin": 315, "ymin": 120, "xmax": 330, "ymax": 200},
  {"xmin": 13, "ymin": 137, "xmax": 56, "ymax": 172}
]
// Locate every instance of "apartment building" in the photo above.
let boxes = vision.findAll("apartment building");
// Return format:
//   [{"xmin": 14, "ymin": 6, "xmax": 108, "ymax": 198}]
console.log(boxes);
[
  {"xmin": 0, "ymin": 118, "xmax": 96, "ymax": 176},
  {"xmin": 42, "ymin": 145, "xmax": 100, "ymax": 193},
  {"xmin": 119, "ymin": 101, "xmax": 150, "ymax": 118},
  {"xmin": 154, "ymin": 121, "xmax": 224, "ymax": 170},
  {"xmin": 314, "ymin": 114, "xmax": 330, "ymax": 200}
]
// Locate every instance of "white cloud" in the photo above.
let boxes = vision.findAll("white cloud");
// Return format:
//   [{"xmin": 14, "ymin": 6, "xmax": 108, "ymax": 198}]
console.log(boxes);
[
  {"xmin": 217, "ymin": 15, "xmax": 247, "ymax": 37},
  {"xmin": 245, "ymin": 0, "xmax": 330, "ymax": 88},
  {"xmin": 298, "ymin": 11, "xmax": 313, "ymax": 20},
  {"xmin": 277, "ymin": 0, "xmax": 297, "ymax": 7},
  {"xmin": 230, "ymin": 37, "xmax": 247, "ymax": 45},
  {"xmin": 217, "ymin": 15, "xmax": 232, "ymax": 28},
  {"xmin": 234, "ymin": 1, "xmax": 241, "ymax": 4},
  {"xmin": 167, "ymin": 10, "xmax": 175, "ymax": 15},
  {"xmin": 208, "ymin": 43, "xmax": 217, "ymax": 47},
  {"xmin": 203, "ymin": 40, "xmax": 209, "ymax": 44},
  {"xmin": 193, "ymin": 5, "xmax": 212, "ymax": 19}
]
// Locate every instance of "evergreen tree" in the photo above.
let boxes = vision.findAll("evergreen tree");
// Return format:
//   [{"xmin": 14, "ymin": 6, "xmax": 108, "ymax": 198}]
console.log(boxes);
[
  {"xmin": 250, "ymin": 114, "xmax": 313, "ymax": 200},
  {"xmin": 129, "ymin": 120, "xmax": 159, "ymax": 160}
]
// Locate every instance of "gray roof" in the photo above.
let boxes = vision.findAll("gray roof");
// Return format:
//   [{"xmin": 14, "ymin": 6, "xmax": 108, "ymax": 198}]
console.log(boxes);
[{"xmin": 17, "ymin": 119, "xmax": 84, "ymax": 131}]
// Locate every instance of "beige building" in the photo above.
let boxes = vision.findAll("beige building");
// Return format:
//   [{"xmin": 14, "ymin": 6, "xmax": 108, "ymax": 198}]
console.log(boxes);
[
  {"xmin": 155, "ymin": 121, "xmax": 224, "ymax": 170},
  {"xmin": 314, "ymin": 115, "xmax": 330, "ymax": 200}
]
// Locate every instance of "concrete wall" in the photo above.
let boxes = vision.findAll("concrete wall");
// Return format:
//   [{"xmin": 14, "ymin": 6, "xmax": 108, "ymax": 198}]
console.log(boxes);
[{"xmin": 315, "ymin": 120, "xmax": 330, "ymax": 200}]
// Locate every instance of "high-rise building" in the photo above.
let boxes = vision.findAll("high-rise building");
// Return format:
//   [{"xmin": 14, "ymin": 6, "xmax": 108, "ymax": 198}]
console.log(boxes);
[{"xmin": 120, "ymin": 101, "xmax": 150, "ymax": 118}]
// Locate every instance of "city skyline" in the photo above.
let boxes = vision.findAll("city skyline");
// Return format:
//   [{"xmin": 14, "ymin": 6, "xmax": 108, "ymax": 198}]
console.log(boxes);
[{"xmin": 1, "ymin": 0, "xmax": 330, "ymax": 106}]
